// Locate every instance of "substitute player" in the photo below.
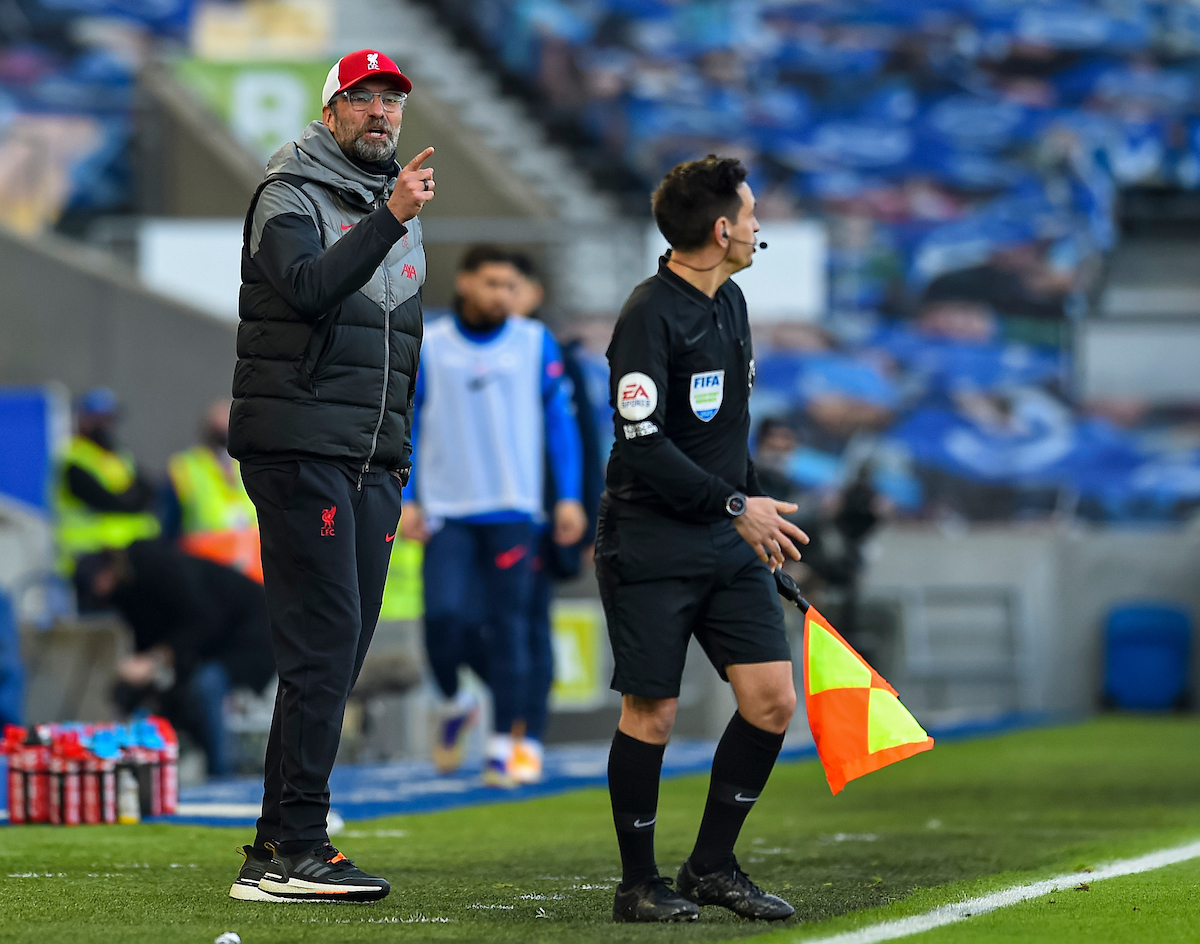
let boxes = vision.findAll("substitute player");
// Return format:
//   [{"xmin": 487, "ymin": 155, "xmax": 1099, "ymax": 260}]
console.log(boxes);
[
  {"xmin": 597, "ymin": 155, "xmax": 808, "ymax": 923},
  {"xmin": 401, "ymin": 246, "xmax": 585, "ymax": 786}
]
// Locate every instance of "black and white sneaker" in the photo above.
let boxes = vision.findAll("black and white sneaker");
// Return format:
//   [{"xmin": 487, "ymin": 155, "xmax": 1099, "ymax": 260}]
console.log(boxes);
[
  {"xmin": 676, "ymin": 857, "xmax": 795, "ymax": 921},
  {"xmin": 612, "ymin": 875, "xmax": 700, "ymax": 923},
  {"xmin": 257, "ymin": 842, "xmax": 391, "ymax": 903},
  {"xmin": 228, "ymin": 845, "xmax": 291, "ymax": 902}
]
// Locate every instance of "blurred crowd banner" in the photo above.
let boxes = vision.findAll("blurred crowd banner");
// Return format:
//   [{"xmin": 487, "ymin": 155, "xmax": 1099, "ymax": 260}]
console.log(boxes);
[
  {"xmin": 0, "ymin": 116, "xmax": 102, "ymax": 235},
  {"xmin": 0, "ymin": 0, "xmax": 333, "ymax": 236},
  {"xmin": 190, "ymin": 0, "xmax": 332, "ymax": 62},
  {"xmin": 0, "ymin": 49, "xmax": 135, "ymax": 234},
  {"xmin": 178, "ymin": 0, "xmax": 334, "ymax": 162},
  {"xmin": 174, "ymin": 60, "xmax": 331, "ymax": 163},
  {"xmin": 0, "ymin": 0, "xmax": 195, "ymax": 234}
]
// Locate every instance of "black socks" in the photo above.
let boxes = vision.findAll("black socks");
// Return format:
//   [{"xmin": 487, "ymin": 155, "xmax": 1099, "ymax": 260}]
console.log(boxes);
[
  {"xmin": 690, "ymin": 712, "xmax": 785, "ymax": 875},
  {"xmin": 608, "ymin": 715, "xmax": 784, "ymax": 885},
  {"xmin": 608, "ymin": 729, "xmax": 666, "ymax": 888}
]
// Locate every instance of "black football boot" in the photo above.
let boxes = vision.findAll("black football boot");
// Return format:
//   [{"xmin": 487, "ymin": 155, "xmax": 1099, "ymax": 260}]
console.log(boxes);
[
  {"xmin": 612, "ymin": 875, "xmax": 701, "ymax": 922},
  {"xmin": 676, "ymin": 856, "xmax": 795, "ymax": 920}
]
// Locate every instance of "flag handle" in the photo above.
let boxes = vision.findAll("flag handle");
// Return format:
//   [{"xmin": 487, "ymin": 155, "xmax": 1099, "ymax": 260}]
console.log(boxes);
[{"xmin": 773, "ymin": 569, "xmax": 811, "ymax": 614}]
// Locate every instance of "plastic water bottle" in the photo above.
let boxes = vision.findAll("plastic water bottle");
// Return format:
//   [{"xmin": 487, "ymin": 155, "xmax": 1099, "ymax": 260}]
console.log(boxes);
[{"xmin": 117, "ymin": 766, "xmax": 140, "ymax": 824}]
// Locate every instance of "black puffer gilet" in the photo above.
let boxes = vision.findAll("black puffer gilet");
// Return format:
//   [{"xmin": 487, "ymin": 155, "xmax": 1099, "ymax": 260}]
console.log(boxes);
[{"xmin": 230, "ymin": 121, "xmax": 424, "ymax": 473}]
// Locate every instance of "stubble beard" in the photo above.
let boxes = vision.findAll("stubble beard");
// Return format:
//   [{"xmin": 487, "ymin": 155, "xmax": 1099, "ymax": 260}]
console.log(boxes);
[
  {"xmin": 730, "ymin": 230, "xmax": 755, "ymax": 273},
  {"xmin": 333, "ymin": 114, "xmax": 400, "ymax": 164}
]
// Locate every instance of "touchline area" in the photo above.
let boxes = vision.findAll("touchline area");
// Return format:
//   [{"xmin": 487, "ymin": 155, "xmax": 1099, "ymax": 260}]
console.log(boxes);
[{"xmin": 794, "ymin": 840, "xmax": 1200, "ymax": 944}]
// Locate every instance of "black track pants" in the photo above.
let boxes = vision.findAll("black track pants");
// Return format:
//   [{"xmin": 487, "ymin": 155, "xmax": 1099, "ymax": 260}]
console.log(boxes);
[{"xmin": 241, "ymin": 458, "xmax": 402, "ymax": 848}]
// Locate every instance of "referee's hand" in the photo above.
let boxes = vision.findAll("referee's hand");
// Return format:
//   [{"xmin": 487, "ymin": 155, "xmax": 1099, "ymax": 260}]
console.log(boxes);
[
  {"xmin": 734, "ymin": 496, "xmax": 809, "ymax": 572},
  {"xmin": 553, "ymin": 499, "xmax": 587, "ymax": 547},
  {"xmin": 388, "ymin": 147, "xmax": 436, "ymax": 223}
]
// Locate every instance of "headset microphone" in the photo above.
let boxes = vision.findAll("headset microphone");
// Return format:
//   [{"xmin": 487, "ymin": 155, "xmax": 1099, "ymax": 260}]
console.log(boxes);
[
  {"xmin": 674, "ymin": 231, "xmax": 766, "ymax": 273},
  {"xmin": 728, "ymin": 234, "xmax": 769, "ymax": 250}
]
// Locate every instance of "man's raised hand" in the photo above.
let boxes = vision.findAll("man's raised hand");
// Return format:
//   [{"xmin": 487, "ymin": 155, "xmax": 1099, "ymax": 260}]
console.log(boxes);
[
  {"xmin": 734, "ymin": 496, "xmax": 810, "ymax": 572},
  {"xmin": 389, "ymin": 147, "xmax": 435, "ymax": 223}
]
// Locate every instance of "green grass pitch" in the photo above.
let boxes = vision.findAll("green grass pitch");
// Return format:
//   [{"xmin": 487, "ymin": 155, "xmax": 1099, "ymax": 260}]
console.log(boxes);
[
  {"xmin": 2, "ymin": 715, "xmax": 1199, "ymax": 944},
  {"xmin": 899, "ymin": 859, "xmax": 1200, "ymax": 944}
]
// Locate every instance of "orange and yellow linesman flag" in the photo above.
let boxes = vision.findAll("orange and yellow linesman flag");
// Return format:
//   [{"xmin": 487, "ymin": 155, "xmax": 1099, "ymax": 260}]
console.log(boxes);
[{"xmin": 776, "ymin": 571, "xmax": 933, "ymax": 795}]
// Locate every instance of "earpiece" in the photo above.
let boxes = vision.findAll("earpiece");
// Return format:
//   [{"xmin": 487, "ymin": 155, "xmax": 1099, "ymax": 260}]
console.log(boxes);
[
  {"xmin": 674, "ymin": 225, "xmax": 765, "ymax": 274},
  {"xmin": 723, "ymin": 225, "xmax": 766, "ymax": 250}
]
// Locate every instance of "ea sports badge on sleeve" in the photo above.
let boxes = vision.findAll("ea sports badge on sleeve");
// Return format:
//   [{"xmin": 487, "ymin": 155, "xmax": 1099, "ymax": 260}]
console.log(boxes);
[
  {"xmin": 617, "ymin": 372, "xmax": 657, "ymax": 420},
  {"xmin": 689, "ymin": 369, "xmax": 725, "ymax": 421}
]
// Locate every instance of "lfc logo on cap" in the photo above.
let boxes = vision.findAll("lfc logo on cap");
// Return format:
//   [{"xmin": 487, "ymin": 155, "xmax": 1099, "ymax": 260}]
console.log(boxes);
[{"xmin": 366, "ymin": 52, "xmax": 380, "ymax": 70}]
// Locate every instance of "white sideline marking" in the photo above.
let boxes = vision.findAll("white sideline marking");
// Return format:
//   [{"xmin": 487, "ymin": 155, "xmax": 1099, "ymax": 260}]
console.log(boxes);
[
  {"xmin": 797, "ymin": 840, "xmax": 1200, "ymax": 944},
  {"xmin": 175, "ymin": 802, "xmax": 263, "ymax": 818}
]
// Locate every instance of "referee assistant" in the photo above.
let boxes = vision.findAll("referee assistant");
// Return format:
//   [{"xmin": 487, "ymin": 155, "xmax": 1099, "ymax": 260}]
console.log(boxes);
[
  {"xmin": 226, "ymin": 49, "xmax": 434, "ymax": 903},
  {"xmin": 597, "ymin": 155, "xmax": 808, "ymax": 923}
]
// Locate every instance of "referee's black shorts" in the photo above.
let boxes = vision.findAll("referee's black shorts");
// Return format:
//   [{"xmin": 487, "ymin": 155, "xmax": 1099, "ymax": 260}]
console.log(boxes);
[{"xmin": 594, "ymin": 496, "xmax": 792, "ymax": 700}]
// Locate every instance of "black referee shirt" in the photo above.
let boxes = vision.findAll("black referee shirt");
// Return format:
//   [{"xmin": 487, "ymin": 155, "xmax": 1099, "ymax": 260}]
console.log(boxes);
[{"xmin": 605, "ymin": 254, "xmax": 763, "ymax": 522}]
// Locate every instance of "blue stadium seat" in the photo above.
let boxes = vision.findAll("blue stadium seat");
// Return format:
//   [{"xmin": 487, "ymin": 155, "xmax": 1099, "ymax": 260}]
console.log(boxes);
[{"xmin": 1104, "ymin": 604, "xmax": 1193, "ymax": 711}]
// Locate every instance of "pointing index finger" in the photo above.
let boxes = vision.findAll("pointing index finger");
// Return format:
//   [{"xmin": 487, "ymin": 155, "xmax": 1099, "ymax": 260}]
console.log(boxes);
[{"xmin": 404, "ymin": 147, "xmax": 435, "ymax": 172}]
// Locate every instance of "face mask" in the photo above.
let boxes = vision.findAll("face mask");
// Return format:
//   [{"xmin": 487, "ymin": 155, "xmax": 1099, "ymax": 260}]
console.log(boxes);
[
  {"xmin": 86, "ymin": 426, "xmax": 116, "ymax": 451},
  {"xmin": 206, "ymin": 429, "xmax": 229, "ymax": 452}
]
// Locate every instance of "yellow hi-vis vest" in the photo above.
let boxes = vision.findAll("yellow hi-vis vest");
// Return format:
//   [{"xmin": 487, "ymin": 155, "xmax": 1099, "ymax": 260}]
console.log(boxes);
[
  {"xmin": 379, "ymin": 537, "xmax": 424, "ymax": 620},
  {"xmin": 167, "ymin": 445, "xmax": 261, "ymax": 582},
  {"xmin": 167, "ymin": 445, "xmax": 255, "ymax": 534},
  {"xmin": 55, "ymin": 435, "xmax": 161, "ymax": 573}
]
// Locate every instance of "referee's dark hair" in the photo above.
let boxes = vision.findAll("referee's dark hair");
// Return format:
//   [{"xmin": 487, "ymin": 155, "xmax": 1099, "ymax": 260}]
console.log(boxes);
[
  {"xmin": 652, "ymin": 154, "xmax": 748, "ymax": 252},
  {"xmin": 459, "ymin": 244, "xmax": 515, "ymax": 272}
]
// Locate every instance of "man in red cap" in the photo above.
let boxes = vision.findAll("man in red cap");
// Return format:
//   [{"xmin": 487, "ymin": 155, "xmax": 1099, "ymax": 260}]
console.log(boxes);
[
  {"xmin": 319, "ymin": 49, "xmax": 416, "ymax": 164},
  {"xmin": 227, "ymin": 49, "xmax": 434, "ymax": 904}
]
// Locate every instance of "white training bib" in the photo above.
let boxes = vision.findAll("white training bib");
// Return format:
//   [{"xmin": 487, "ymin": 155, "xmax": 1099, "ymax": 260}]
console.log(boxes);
[
  {"xmin": 617, "ymin": 372, "xmax": 658, "ymax": 420},
  {"xmin": 416, "ymin": 317, "xmax": 547, "ymax": 520},
  {"xmin": 689, "ymin": 369, "xmax": 725, "ymax": 422}
]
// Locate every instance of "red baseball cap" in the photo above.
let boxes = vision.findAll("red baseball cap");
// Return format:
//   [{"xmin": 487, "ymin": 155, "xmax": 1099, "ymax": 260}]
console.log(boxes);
[{"xmin": 322, "ymin": 49, "xmax": 412, "ymax": 104}]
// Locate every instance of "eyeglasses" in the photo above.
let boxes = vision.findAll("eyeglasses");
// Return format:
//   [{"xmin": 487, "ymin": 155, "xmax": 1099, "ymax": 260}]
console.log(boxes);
[{"xmin": 336, "ymin": 89, "xmax": 407, "ymax": 112}]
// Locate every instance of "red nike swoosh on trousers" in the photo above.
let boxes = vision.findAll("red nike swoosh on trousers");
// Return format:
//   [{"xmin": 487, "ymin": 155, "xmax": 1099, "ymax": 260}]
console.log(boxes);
[
  {"xmin": 385, "ymin": 533, "xmax": 396, "ymax": 542},
  {"xmin": 494, "ymin": 545, "xmax": 527, "ymax": 569}
]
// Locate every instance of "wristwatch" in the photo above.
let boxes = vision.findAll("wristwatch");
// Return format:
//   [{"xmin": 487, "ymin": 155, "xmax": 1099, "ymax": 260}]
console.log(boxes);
[{"xmin": 725, "ymin": 491, "xmax": 747, "ymax": 518}]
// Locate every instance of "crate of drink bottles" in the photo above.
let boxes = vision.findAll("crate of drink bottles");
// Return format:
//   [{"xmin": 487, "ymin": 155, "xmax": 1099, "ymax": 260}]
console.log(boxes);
[{"xmin": 1, "ymin": 717, "xmax": 178, "ymax": 825}]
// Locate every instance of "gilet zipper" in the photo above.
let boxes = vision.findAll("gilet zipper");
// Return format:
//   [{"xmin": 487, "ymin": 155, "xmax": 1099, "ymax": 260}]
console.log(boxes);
[{"xmin": 361, "ymin": 196, "xmax": 391, "ymax": 491}]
